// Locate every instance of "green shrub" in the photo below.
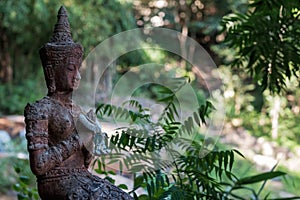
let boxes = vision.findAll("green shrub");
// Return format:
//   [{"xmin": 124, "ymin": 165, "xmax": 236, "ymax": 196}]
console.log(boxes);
[
  {"xmin": 0, "ymin": 79, "xmax": 45, "ymax": 115},
  {"xmin": 94, "ymin": 77, "xmax": 291, "ymax": 199}
]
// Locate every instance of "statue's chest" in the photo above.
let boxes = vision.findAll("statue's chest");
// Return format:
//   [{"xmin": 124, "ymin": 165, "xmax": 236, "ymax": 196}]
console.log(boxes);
[{"xmin": 48, "ymin": 104, "xmax": 78, "ymax": 145}]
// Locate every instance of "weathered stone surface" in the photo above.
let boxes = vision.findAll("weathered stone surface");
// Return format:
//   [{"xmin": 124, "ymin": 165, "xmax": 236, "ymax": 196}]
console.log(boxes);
[{"xmin": 24, "ymin": 6, "xmax": 133, "ymax": 200}]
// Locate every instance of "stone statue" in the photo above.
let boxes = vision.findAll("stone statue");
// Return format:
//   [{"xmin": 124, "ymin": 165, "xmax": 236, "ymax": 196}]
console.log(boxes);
[{"xmin": 24, "ymin": 6, "xmax": 133, "ymax": 200}]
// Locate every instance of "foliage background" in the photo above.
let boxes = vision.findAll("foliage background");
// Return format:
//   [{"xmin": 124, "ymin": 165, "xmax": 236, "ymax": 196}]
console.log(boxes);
[{"xmin": 0, "ymin": 0, "xmax": 300, "ymax": 199}]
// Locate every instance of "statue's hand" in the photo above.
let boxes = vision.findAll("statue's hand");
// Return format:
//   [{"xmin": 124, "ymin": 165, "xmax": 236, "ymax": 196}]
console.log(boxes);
[
  {"xmin": 86, "ymin": 109, "xmax": 96, "ymax": 121},
  {"xmin": 78, "ymin": 112, "xmax": 101, "ymax": 134},
  {"xmin": 93, "ymin": 132, "xmax": 111, "ymax": 156},
  {"xmin": 87, "ymin": 109, "xmax": 102, "ymax": 133},
  {"xmin": 79, "ymin": 130, "xmax": 94, "ymax": 152},
  {"xmin": 77, "ymin": 113, "xmax": 95, "ymax": 152},
  {"xmin": 77, "ymin": 111, "xmax": 109, "ymax": 155}
]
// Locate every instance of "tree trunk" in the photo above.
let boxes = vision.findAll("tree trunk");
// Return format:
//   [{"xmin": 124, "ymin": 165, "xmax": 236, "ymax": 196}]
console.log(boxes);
[
  {"xmin": 271, "ymin": 95, "xmax": 281, "ymax": 139},
  {"xmin": 0, "ymin": 27, "xmax": 13, "ymax": 83}
]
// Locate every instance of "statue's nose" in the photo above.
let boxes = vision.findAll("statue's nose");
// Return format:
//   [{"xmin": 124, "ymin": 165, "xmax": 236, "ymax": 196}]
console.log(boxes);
[{"xmin": 75, "ymin": 71, "xmax": 81, "ymax": 81}]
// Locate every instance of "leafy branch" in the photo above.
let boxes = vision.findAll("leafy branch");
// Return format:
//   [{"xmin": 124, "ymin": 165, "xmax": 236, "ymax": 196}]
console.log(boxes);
[
  {"xmin": 222, "ymin": 0, "xmax": 300, "ymax": 93},
  {"xmin": 94, "ymin": 77, "xmax": 289, "ymax": 199}
]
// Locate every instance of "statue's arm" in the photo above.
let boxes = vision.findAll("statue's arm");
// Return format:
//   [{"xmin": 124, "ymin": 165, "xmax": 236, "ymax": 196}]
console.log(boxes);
[
  {"xmin": 24, "ymin": 103, "xmax": 82, "ymax": 176},
  {"xmin": 77, "ymin": 112, "xmax": 98, "ymax": 167}
]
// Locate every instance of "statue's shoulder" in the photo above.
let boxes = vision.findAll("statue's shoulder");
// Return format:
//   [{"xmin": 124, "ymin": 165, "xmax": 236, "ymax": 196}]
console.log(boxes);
[
  {"xmin": 72, "ymin": 101, "xmax": 82, "ymax": 113},
  {"xmin": 24, "ymin": 97, "xmax": 52, "ymax": 120}
]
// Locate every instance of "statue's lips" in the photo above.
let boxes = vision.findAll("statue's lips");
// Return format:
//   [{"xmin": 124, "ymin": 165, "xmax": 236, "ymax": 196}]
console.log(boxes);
[{"xmin": 73, "ymin": 81, "xmax": 80, "ymax": 89}]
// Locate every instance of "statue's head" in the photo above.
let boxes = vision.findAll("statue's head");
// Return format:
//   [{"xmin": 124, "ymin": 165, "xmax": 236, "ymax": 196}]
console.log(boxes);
[{"xmin": 39, "ymin": 6, "xmax": 83, "ymax": 95}]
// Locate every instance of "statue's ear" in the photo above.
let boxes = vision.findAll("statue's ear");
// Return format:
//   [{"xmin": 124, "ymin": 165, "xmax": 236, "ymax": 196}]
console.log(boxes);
[{"xmin": 44, "ymin": 64, "xmax": 56, "ymax": 94}]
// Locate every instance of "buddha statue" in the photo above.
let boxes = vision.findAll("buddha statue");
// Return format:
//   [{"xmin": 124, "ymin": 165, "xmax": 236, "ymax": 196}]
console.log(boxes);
[{"xmin": 24, "ymin": 6, "xmax": 133, "ymax": 200}]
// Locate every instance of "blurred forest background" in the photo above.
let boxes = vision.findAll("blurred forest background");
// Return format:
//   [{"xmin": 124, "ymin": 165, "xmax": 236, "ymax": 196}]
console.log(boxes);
[{"xmin": 0, "ymin": 0, "xmax": 300, "ymax": 199}]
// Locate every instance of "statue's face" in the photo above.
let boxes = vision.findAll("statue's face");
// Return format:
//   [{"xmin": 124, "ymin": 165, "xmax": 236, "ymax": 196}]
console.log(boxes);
[{"xmin": 54, "ymin": 57, "xmax": 81, "ymax": 92}]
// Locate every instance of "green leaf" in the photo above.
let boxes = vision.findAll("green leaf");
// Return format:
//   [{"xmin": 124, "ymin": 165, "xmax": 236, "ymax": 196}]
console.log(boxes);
[
  {"xmin": 14, "ymin": 166, "xmax": 21, "ymax": 174},
  {"xmin": 268, "ymin": 198, "xmax": 300, "ymax": 200},
  {"xmin": 115, "ymin": 107, "xmax": 124, "ymax": 119},
  {"xmin": 158, "ymin": 95, "xmax": 174, "ymax": 102},
  {"xmin": 129, "ymin": 135, "xmax": 136, "ymax": 149},
  {"xmin": 138, "ymin": 194, "xmax": 149, "ymax": 200},
  {"xmin": 105, "ymin": 175, "xmax": 115, "ymax": 184},
  {"xmin": 134, "ymin": 175, "xmax": 144, "ymax": 188},
  {"xmin": 146, "ymin": 183, "xmax": 152, "ymax": 198},
  {"xmin": 13, "ymin": 183, "xmax": 20, "ymax": 191},
  {"xmin": 118, "ymin": 184, "xmax": 128, "ymax": 190},
  {"xmin": 193, "ymin": 112, "xmax": 201, "ymax": 126},
  {"xmin": 120, "ymin": 132, "xmax": 130, "ymax": 148},
  {"xmin": 235, "ymin": 171, "xmax": 286, "ymax": 185},
  {"xmin": 229, "ymin": 150, "xmax": 234, "ymax": 172},
  {"xmin": 224, "ymin": 151, "xmax": 229, "ymax": 171},
  {"xmin": 233, "ymin": 149, "xmax": 245, "ymax": 158},
  {"xmin": 96, "ymin": 104, "xmax": 104, "ymax": 115},
  {"xmin": 133, "ymin": 192, "xmax": 138, "ymax": 200},
  {"xmin": 171, "ymin": 102, "xmax": 179, "ymax": 118},
  {"xmin": 167, "ymin": 111, "xmax": 174, "ymax": 122},
  {"xmin": 119, "ymin": 161, "xmax": 123, "ymax": 174},
  {"xmin": 144, "ymin": 138, "xmax": 150, "ymax": 152},
  {"xmin": 111, "ymin": 134, "xmax": 119, "ymax": 145},
  {"xmin": 218, "ymin": 152, "xmax": 223, "ymax": 178},
  {"xmin": 108, "ymin": 170, "xmax": 116, "ymax": 175},
  {"xmin": 94, "ymin": 169, "xmax": 106, "ymax": 175},
  {"xmin": 19, "ymin": 175, "xmax": 30, "ymax": 184}
]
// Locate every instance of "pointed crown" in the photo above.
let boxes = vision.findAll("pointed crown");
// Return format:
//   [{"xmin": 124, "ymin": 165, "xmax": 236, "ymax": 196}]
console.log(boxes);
[{"xmin": 39, "ymin": 6, "xmax": 83, "ymax": 68}]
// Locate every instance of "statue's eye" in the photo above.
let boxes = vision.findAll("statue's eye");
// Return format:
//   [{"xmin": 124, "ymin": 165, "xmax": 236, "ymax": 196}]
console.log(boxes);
[{"xmin": 67, "ymin": 65, "xmax": 75, "ymax": 71}]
